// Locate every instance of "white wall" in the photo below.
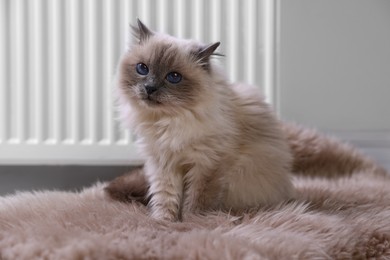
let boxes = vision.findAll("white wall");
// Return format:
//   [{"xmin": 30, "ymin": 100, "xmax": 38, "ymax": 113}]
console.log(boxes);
[{"xmin": 278, "ymin": 0, "xmax": 390, "ymax": 131}]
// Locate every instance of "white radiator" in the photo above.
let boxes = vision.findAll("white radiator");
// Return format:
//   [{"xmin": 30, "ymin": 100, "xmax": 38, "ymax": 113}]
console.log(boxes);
[{"xmin": 0, "ymin": 0, "xmax": 265, "ymax": 165}]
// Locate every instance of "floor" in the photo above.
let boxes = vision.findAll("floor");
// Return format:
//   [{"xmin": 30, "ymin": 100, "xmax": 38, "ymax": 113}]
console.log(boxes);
[{"xmin": 0, "ymin": 165, "xmax": 136, "ymax": 196}]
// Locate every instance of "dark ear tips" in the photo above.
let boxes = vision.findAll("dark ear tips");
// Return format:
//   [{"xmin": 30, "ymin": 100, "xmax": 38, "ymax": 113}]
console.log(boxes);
[
  {"xmin": 199, "ymin": 42, "xmax": 221, "ymax": 58},
  {"xmin": 131, "ymin": 18, "xmax": 153, "ymax": 43},
  {"xmin": 136, "ymin": 19, "xmax": 151, "ymax": 35},
  {"xmin": 194, "ymin": 42, "xmax": 221, "ymax": 70}
]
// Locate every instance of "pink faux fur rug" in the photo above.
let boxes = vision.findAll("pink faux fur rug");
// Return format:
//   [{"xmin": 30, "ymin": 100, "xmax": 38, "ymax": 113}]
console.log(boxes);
[{"xmin": 0, "ymin": 126, "xmax": 389, "ymax": 259}]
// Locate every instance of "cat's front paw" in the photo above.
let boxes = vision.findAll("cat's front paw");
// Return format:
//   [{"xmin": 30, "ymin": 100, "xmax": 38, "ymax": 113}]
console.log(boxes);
[{"xmin": 151, "ymin": 208, "xmax": 178, "ymax": 222}]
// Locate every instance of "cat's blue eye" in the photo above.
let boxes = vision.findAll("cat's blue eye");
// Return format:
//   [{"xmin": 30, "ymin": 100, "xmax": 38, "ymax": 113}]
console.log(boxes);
[
  {"xmin": 136, "ymin": 63, "xmax": 149, "ymax": 75},
  {"xmin": 166, "ymin": 72, "xmax": 182, "ymax": 84}
]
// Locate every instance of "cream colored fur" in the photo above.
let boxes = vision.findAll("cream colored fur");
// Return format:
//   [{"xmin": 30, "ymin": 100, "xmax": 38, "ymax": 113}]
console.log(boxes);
[{"xmin": 116, "ymin": 21, "xmax": 294, "ymax": 220}]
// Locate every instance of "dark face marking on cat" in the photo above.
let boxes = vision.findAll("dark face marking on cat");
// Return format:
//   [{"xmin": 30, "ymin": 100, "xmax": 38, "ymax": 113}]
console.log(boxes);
[{"xmin": 119, "ymin": 20, "xmax": 222, "ymax": 109}]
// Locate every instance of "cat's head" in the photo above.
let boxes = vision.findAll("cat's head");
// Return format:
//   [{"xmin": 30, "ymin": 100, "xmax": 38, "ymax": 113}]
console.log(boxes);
[{"xmin": 117, "ymin": 19, "xmax": 222, "ymax": 113}]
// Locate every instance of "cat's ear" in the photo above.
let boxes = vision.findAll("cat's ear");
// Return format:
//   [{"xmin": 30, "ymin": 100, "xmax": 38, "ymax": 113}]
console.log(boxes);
[
  {"xmin": 193, "ymin": 42, "xmax": 221, "ymax": 70},
  {"xmin": 131, "ymin": 19, "xmax": 154, "ymax": 43}
]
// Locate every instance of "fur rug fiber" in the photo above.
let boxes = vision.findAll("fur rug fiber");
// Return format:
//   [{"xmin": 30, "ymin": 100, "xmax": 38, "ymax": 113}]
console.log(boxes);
[{"xmin": 0, "ymin": 124, "xmax": 389, "ymax": 259}]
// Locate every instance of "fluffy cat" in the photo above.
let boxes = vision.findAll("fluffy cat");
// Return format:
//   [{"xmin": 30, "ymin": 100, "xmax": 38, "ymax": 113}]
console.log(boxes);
[{"xmin": 114, "ymin": 19, "xmax": 294, "ymax": 221}]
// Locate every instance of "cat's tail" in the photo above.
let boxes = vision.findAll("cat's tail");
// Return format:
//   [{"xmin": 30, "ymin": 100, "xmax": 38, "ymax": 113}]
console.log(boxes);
[
  {"xmin": 282, "ymin": 122, "xmax": 387, "ymax": 178},
  {"xmin": 104, "ymin": 166, "xmax": 150, "ymax": 205}
]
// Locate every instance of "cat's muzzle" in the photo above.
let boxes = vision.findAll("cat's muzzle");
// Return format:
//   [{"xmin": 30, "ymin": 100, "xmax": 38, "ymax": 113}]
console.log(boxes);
[
  {"xmin": 145, "ymin": 85, "xmax": 158, "ymax": 95},
  {"xmin": 141, "ymin": 85, "xmax": 161, "ymax": 105}
]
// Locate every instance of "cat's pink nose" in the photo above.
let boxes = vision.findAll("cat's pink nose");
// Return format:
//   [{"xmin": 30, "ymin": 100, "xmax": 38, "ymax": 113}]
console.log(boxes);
[{"xmin": 145, "ymin": 85, "xmax": 158, "ymax": 95}]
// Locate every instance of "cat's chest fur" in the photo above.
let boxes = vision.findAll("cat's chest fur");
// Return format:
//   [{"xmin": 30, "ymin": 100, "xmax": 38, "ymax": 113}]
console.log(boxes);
[{"xmin": 136, "ymin": 108, "xmax": 234, "ymax": 167}]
